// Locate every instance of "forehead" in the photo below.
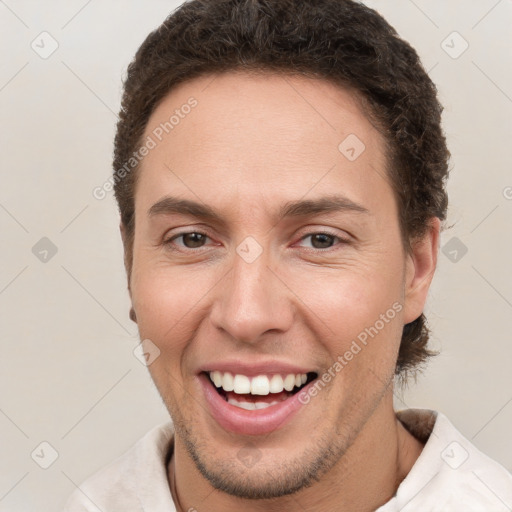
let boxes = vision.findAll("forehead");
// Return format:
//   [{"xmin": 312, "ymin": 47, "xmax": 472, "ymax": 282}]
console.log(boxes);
[{"xmin": 137, "ymin": 71, "xmax": 395, "ymax": 223}]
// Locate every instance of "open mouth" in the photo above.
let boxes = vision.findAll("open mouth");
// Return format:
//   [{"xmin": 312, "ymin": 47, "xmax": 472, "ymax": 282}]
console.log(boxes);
[{"xmin": 204, "ymin": 371, "xmax": 318, "ymax": 411}]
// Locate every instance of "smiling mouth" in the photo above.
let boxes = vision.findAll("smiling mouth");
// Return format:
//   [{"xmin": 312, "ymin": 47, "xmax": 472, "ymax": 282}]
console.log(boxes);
[{"xmin": 204, "ymin": 371, "xmax": 318, "ymax": 411}]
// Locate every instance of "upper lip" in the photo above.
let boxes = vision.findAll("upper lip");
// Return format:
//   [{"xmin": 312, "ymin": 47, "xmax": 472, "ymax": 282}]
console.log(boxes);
[{"xmin": 198, "ymin": 360, "xmax": 316, "ymax": 377}]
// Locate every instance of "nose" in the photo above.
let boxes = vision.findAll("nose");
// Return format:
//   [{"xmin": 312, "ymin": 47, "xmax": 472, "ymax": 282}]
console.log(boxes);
[{"xmin": 209, "ymin": 246, "xmax": 294, "ymax": 345}]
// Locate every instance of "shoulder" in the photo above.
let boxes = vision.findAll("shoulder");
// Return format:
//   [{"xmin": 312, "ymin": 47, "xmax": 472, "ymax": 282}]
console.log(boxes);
[
  {"xmin": 381, "ymin": 409, "xmax": 512, "ymax": 512},
  {"xmin": 62, "ymin": 421, "xmax": 176, "ymax": 512}
]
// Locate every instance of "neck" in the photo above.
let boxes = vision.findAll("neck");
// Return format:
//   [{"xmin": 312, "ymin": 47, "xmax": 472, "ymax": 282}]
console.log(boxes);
[{"xmin": 168, "ymin": 391, "xmax": 424, "ymax": 512}]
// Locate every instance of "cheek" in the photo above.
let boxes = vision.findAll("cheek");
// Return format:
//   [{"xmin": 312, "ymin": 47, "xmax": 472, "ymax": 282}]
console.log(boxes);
[
  {"xmin": 130, "ymin": 263, "xmax": 212, "ymax": 353},
  {"xmin": 289, "ymin": 261, "xmax": 403, "ymax": 336},
  {"xmin": 287, "ymin": 260, "xmax": 405, "ymax": 385},
  {"xmin": 130, "ymin": 265, "xmax": 213, "ymax": 401},
  {"xmin": 318, "ymin": 281, "xmax": 403, "ymax": 394}
]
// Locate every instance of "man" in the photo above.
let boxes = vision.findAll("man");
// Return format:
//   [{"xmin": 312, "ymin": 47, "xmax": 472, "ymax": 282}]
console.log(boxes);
[{"xmin": 65, "ymin": 0, "xmax": 512, "ymax": 510}]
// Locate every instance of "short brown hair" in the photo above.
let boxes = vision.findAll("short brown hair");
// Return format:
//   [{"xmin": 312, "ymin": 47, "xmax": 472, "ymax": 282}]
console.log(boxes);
[{"xmin": 113, "ymin": 0, "xmax": 450, "ymax": 380}]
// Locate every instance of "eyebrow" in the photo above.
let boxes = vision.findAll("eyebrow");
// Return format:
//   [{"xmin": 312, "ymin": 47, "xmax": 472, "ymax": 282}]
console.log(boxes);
[{"xmin": 147, "ymin": 194, "xmax": 370, "ymax": 223}]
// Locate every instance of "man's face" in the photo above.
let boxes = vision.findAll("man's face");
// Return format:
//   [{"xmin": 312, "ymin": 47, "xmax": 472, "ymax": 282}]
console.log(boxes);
[{"xmin": 128, "ymin": 72, "xmax": 418, "ymax": 498}]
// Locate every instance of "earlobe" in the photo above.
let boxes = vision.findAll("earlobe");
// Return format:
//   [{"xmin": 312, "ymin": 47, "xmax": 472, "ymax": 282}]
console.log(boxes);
[{"xmin": 402, "ymin": 218, "xmax": 441, "ymax": 325}]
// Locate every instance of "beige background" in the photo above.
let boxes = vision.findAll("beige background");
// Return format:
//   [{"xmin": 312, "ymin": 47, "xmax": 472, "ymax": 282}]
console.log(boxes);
[{"xmin": 0, "ymin": 1, "xmax": 511, "ymax": 510}]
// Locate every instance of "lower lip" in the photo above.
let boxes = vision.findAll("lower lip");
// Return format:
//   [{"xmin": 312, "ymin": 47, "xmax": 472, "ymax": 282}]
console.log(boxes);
[{"xmin": 199, "ymin": 373, "xmax": 313, "ymax": 436}]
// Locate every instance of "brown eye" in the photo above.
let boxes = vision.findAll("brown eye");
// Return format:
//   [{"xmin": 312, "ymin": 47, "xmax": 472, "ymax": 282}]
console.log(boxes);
[
  {"xmin": 181, "ymin": 232, "xmax": 207, "ymax": 248},
  {"xmin": 309, "ymin": 233, "xmax": 335, "ymax": 249},
  {"xmin": 296, "ymin": 231, "xmax": 350, "ymax": 251},
  {"xmin": 166, "ymin": 231, "xmax": 210, "ymax": 250}
]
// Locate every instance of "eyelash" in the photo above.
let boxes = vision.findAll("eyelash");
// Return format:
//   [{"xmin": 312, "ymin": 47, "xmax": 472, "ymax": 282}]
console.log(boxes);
[{"xmin": 164, "ymin": 230, "xmax": 350, "ymax": 252}]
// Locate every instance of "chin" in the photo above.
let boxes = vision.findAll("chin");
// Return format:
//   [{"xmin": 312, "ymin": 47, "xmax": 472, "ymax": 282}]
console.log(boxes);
[{"xmin": 176, "ymin": 415, "xmax": 350, "ymax": 501}]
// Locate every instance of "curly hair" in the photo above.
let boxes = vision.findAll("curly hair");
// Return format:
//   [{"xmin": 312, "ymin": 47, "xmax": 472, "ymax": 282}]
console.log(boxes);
[{"xmin": 113, "ymin": 0, "xmax": 450, "ymax": 379}]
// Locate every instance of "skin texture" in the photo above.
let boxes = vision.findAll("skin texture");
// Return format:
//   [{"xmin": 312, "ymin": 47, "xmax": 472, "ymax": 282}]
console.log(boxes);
[{"xmin": 122, "ymin": 71, "xmax": 440, "ymax": 511}]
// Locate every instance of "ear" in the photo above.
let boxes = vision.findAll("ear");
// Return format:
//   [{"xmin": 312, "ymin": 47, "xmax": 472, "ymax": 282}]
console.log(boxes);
[
  {"xmin": 402, "ymin": 217, "xmax": 441, "ymax": 325},
  {"xmin": 119, "ymin": 222, "xmax": 137, "ymax": 323},
  {"xmin": 119, "ymin": 221, "xmax": 132, "ymax": 296}
]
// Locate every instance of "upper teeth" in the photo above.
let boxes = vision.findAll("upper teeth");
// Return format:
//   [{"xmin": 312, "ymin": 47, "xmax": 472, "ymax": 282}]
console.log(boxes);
[{"xmin": 209, "ymin": 371, "xmax": 308, "ymax": 395}]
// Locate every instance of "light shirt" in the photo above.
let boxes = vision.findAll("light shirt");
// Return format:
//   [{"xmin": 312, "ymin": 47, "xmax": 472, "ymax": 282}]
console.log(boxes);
[{"xmin": 63, "ymin": 409, "xmax": 512, "ymax": 511}]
